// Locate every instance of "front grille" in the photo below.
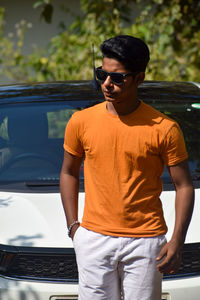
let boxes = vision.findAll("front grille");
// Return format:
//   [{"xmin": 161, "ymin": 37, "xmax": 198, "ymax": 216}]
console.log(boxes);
[
  {"xmin": 0, "ymin": 246, "xmax": 78, "ymax": 282},
  {"xmin": 0, "ymin": 243, "xmax": 200, "ymax": 282},
  {"xmin": 10, "ymin": 253, "xmax": 78, "ymax": 282}
]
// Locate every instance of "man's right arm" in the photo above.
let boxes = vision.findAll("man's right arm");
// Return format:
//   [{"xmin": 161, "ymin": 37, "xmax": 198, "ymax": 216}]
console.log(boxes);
[{"xmin": 60, "ymin": 150, "xmax": 83, "ymax": 239}]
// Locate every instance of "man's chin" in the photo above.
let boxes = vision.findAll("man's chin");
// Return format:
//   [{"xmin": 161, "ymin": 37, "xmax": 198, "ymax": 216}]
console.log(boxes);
[
  {"xmin": 104, "ymin": 95, "xmax": 117, "ymax": 102},
  {"xmin": 106, "ymin": 97, "xmax": 123, "ymax": 105}
]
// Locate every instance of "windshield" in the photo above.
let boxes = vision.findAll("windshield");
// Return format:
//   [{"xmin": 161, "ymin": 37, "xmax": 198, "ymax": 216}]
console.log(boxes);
[
  {"xmin": 152, "ymin": 101, "xmax": 200, "ymax": 189},
  {"xmin": 0, "ymin": 101, "xmax": 88, "ymax": 191},
  {"xmin": 0, "ymin": 99, "xmax": 199, "ymax": 191}
]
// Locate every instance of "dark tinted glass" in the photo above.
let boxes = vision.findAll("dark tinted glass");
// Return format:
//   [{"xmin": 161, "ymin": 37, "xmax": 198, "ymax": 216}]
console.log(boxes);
[
  {"xmin": 0, "ymin": 97, "xmax": 199, "ymax": 192},
  {"xmin": 96, "ymin": 69, "xmax": 126, "ymax": 84},
  {"xmin": 150, "ymin": 101, "xmax": 200, "ymax": 189},
  {"xmin": 0, "ymin": 100, "xmax": 97, "ymax": 192}
]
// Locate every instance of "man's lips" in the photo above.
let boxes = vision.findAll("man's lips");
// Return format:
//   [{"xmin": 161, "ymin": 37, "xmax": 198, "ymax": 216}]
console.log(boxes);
[{"xmin": 103, "ymin": 91, "xmax": 115, "ymax": 97}]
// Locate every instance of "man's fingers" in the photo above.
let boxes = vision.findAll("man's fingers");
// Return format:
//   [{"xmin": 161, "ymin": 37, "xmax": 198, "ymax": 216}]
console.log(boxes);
[
  {"xmin": 157, "ymin": 251, "xmax": 181, "ymax": 274},
  {"xmin": 157, "ymin": 257, "xmax": 171, "ymax": 273},
  {"xmin": 156, "ymin": 244, "xmax": 167, "ymax": 261}
]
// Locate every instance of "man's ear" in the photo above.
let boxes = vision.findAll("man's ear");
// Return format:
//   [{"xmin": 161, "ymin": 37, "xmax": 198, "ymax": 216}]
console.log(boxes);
[{"xmin": 134, "ymin": 72, "xmax": 145, "ymax": 86}]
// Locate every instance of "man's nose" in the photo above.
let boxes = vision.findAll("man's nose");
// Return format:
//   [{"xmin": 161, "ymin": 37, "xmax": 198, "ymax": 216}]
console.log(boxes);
[{"xmin": 103, "ymin": 75, "xmax": 113, "ymax": 87}]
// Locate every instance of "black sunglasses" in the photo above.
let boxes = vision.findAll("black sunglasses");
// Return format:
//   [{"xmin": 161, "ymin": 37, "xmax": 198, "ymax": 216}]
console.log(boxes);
[{"xmin": 95, "ymin": 67, "xmax": 138, "ymax": 85}]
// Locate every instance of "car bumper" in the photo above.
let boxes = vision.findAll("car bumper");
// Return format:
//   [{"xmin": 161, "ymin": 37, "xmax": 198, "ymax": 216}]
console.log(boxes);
[
  {"xmin": 162, "ymin": 276, "xmax": 200, "ymax": 300},
  {"xmin": 1, "ymin": 276, "xmax": 200, "ymax": 300},
  {"xmin": 0, "ymin": 276, "xmax": 78, "ymax": 300}
]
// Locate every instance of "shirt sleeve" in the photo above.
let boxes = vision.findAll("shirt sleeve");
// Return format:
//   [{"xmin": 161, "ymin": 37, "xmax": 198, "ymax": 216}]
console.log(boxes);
[
  {"xmin": 63, "ymin": 113, "xmax": 84, "ymax": 157},
  {"xmin": 161, "ymin": 123, "xmax": 188, "ymax": 166}
]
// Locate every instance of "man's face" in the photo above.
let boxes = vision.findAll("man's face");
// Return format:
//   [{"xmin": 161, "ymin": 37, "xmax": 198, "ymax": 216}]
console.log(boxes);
[{"xmin": 100, "ymin": 57, "xmax": 138, "ymax": 104}]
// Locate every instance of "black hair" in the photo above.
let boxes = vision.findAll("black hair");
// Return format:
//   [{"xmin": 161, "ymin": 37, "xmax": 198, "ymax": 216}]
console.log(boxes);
[{"xmin": 100, "ymin": 35, "xmax": 150, "ymax": 73}]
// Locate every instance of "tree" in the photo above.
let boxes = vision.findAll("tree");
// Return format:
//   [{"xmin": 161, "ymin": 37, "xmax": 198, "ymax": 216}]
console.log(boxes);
[
  {"xmin": 0, "ymin": 0, "xmax": 199, "ymax": 83},
  {"xmin": 131, "ymin": 0, "xmax": 200, "ymax": 81}
]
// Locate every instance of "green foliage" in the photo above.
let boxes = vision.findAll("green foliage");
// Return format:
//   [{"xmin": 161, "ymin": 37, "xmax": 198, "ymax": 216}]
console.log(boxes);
[
  {"xmin": 129, "ymin": 0, "xmax": 200, "ymax": 81},
  {"xmin": 33, "ymin": 0, "xmax": 53, "ymax": 23},
  {"xmin": 0, "ymin": 0, "xmax": 200, "ymax": 83}
]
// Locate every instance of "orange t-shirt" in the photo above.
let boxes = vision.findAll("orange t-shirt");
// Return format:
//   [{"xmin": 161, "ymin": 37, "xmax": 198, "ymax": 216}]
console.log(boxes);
[{"xmin": 64, "ymin": 101, "xmax": 188, "ymax": 237}]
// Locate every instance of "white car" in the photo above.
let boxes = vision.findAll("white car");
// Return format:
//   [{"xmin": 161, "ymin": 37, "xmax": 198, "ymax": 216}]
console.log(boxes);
[{"xmin": 0, "ymin": 80, "xmax": 200, "ymax": 300}]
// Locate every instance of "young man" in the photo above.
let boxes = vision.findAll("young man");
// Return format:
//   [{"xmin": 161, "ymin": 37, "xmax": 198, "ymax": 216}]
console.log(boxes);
[{"xmin": 60, "ymin": 35, "xmax": 194, "ymax": 300}]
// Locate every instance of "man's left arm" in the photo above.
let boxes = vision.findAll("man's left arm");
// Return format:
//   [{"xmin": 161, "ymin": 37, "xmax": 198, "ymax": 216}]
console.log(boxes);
[{"xmin": 156, "ymin": 159, "xmax": 194, "ymax": 274}]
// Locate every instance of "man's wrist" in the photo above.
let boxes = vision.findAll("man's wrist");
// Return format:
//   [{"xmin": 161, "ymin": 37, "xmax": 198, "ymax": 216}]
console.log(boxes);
[{"xmin": 68, "ymin": 220, "xmax": 80, "ymax": 237}]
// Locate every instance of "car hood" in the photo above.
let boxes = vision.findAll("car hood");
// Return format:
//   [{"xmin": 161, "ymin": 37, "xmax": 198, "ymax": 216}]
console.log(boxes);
[
  {"xmin": 0, "ymin": 188, "xmax": 199, "ymax": 248},
  {"xmin": 161, "ymin": 187, "xmax": 200, "ymax": 243},
  {"xmin": 0, "ymin": 191, "xmax": 85, "ymax": 248}
]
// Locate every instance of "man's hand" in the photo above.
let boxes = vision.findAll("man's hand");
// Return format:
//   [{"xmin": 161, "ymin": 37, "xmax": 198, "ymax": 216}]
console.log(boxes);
[
  {"xmin": 70, "ymin": 223, "xmax": 80, "ymax": 240},
  {"xmin": 156, "ymin": 239, "xmax": 182, "ymax": 274}
]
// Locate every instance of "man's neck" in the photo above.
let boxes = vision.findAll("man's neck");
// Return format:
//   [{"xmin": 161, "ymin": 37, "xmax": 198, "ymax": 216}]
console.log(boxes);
[{"xmin": 106, "ymin": 98, "xmax": 141, "ymax": 116}]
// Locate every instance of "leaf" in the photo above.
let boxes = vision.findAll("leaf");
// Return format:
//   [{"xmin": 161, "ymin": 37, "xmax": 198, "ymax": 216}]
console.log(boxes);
[
  {"xmin": 40, "ymin": 4, "xmax": 54, "ymax": 23},
  {"xmin": 33, "ymin": 1, "xmax": 45, "ymax": 9}
]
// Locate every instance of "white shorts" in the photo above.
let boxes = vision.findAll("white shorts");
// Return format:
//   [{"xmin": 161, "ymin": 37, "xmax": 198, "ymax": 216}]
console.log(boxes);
[{"xmin": 73, "ymin": 226, "xmax": 166, "ymax": 300}]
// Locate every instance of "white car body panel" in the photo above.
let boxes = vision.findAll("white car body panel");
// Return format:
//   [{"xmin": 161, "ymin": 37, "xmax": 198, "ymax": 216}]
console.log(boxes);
[
  {"xmin": 162, "ymin": 276, "xmax": 200, "ymax": 300},
  {"xmin": 1, "ymin": 188, "xmax": 200, "ymax": 300},
  {"xmin": 0, "ymin": 191, "xmax": 72, "ymax": 248},
  {"xmin": 1, "ymin": 189, "xmax": 199, "ymax": 247},
  {"xmin": 0, "ymin": 276, "xmax": 78, "ymax": 300},
  {"xmin": 161, "ymin": 188, "xmax": 200, "ymax": 243},
  {"xmin": 0, "ymin": 182, "xmax": 199, "ymax": 300}
]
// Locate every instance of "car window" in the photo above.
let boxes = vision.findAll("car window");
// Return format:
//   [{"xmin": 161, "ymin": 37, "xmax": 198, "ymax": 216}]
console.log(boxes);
[
  {"xmin": 151, "ymin": 101, "xmax": 200, "ymax": 189},
  {"xmin": 0, "ymin": 98, "xmax": 199, "ymax": 192},
  {"xmin": 0, "ymin": 102, "xmax": 85, "ymax": 191},
  {"xmin": 0, "ymin": 116, "xmax": 9, "ymax": 141},
  {"xmin": 47, "ymin": 109, "xmax": 77, "ymax": 139}
]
